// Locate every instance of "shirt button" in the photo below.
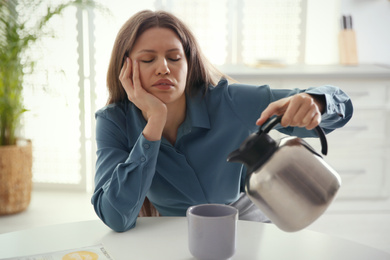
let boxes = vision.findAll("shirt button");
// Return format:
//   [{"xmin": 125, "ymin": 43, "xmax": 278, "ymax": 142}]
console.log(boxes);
[
  {"xmin": 143, "ymin": 144, "xmax": 150, "ymax": 149},
  {"xmin": 140, "ymin": 156, "xmax": 146, "ymax": 162}
]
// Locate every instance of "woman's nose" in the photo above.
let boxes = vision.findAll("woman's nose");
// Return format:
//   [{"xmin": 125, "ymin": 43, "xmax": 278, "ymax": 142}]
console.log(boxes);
[{"xmin": 156, "ymin": 58, "xmax": 170, "ymax": 75}]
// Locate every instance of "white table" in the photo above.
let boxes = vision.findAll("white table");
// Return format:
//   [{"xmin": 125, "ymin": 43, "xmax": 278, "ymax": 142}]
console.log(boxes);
[{"xmin": 0, "ymin": 217, "xmax": 389, "ymax": 260}]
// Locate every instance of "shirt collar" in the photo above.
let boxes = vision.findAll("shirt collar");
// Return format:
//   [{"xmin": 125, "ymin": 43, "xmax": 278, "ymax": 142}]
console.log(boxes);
[{"xmin": 186, "ymin": 91, "xmax": 211, "ymax": 130}]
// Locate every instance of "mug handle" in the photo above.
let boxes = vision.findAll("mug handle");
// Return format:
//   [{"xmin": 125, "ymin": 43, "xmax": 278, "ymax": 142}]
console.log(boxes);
[{"xmin": 258, "ymin": 115, "xmax": 328, "ymax": 156}]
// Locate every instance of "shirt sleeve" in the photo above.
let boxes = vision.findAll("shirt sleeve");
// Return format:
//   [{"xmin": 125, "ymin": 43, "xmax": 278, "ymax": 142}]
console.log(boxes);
[
  {"xmin": 226, "ymin": 82, "xmax": 353, "ymax": 137},
  {"xmin": 92, "ymin": 108, "xmax": 160, "ymax": 232}
]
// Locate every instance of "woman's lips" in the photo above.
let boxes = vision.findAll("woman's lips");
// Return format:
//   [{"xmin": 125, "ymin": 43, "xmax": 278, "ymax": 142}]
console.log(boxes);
[{"xmin": 152, "ymin": 79, "xmax": 174, "ymax": 90}]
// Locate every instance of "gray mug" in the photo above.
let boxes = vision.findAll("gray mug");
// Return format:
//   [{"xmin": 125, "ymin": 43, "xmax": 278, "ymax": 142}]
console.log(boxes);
[{"xmin": 187, "ymin": 204, "xmax": 238, "ymax": 260}]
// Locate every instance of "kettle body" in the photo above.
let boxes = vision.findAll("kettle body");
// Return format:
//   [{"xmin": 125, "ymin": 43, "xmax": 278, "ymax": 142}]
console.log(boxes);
[{"xmin": 227, "ymin": 116, "xmax": 341, "ymax": 232}]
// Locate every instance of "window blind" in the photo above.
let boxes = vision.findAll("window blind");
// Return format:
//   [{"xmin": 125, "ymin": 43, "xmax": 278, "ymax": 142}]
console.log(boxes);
[
  {"xmin": 22, "ymin": 6, "xmax": 83, "ymax": 189},
  {"xmin": 241, "ymin": 0, "xmax": 305, "ymax": 65}
]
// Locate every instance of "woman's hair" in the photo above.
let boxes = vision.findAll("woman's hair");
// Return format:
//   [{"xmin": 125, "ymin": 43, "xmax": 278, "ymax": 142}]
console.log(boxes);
[{"xmin": 106, "ymin": 10, "xmax": 225, "ymax": 105}]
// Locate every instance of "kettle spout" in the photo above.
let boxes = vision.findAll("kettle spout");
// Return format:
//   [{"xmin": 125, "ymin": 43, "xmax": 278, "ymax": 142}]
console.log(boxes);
[
  {"xmin": 227, "ymin": 149, "xmax": 245, "ymax": 164},
  {"xmin": 227, "ymin": 145, "xmax": 263, "ymax": 169}
]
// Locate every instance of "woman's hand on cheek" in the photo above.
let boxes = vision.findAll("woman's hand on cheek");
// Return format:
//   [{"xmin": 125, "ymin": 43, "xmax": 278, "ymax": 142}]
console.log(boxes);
[
  {"xmin": 119, "ymin": 57, "xmax": 167, "ymax": 122},
  {"xmin": 256, "ymin": 93, "xmax": 322, "ymax": 130}
]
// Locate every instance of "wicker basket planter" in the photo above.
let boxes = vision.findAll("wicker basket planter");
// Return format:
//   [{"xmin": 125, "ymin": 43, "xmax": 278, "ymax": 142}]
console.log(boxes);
[{"xmin": 0, "ymin": 140, "xmax": 32, "ymax": 215}]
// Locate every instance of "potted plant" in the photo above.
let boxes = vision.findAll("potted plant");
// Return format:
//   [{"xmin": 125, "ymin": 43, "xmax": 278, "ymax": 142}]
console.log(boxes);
[{"xmin": 0, "ymin": 0, "xmax": 97, "ymax": 215}]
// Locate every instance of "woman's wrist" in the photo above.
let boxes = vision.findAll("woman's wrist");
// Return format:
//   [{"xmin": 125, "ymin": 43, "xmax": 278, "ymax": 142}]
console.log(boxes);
[{"xmin": 143, "ymin": 113, "xmax": 167, "ymax": 141}]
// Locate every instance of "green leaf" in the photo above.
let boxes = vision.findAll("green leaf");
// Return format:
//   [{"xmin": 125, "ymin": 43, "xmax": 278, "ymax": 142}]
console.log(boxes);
[{"xmin": 0, "ymin": 0, "xmax": 101, "ymax": 146}]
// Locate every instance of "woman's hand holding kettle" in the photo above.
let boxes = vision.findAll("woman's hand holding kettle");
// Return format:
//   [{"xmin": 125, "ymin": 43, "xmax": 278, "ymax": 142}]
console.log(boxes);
[{"xmin": 256, "ymin": 93, "xmax": 325, "ymax": 130}]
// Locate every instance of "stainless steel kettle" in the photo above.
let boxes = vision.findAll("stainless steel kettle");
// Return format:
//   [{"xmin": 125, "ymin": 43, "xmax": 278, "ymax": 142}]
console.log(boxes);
[{"xmin": 227, "ymin": 116, "xmax": 341, "ymax": 232}]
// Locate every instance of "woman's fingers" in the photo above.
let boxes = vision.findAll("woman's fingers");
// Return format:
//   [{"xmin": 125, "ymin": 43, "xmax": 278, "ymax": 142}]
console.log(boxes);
[
  {"xmin": 283, "ymin": 94, "xmax": 321, "ymax": 129},
  {"xmin": 283, "ymin": 94, "xmax": 313, "ymax": 127},
  {"xmin": 119, "ymin": 57, "xmax": 130, "ymax": 82},
  {"xmin": 131, "ymin": 60, "xmax": 151, "ymax": 101},
  {"xmin": 307, "ymin": 113, "xmax": 321, "ymax": 130},
  {"xmin": 119, "ymin": 57, "xmax": 136, "ymax": 100},
  {"xmin": 256, "ymin": 98, "xmax": 288, "ymax": 126},
  {"xmin": 256, "ymin": 93, "xmax": 322, "ymax": 130},
  {"xmin": 132, "ymin": 60, "xmax": 141, "ymax": 92}
]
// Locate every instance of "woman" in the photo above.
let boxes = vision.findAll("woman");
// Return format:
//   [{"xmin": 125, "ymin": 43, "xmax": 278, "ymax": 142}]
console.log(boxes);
[{"xmin": 92, "ymin": 10, "xmax": 353, "ymax": 232}]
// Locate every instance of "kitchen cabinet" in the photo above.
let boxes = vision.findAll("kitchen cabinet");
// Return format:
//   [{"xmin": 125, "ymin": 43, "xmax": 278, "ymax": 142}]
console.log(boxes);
[{"xmin": 220, "ymin": 64, "xmax": 390, "ymax": 205}]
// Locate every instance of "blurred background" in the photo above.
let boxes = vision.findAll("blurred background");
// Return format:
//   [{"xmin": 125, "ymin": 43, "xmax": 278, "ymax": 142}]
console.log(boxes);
[{"xmin": 1, "ymin": 0, "xmax": 389, "ymax": 254}]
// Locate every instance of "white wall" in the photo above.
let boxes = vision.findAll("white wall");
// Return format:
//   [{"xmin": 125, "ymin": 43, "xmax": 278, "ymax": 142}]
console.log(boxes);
[
  {"xmin": 340, "ymin": 0, "xmax": 390, "ymax": 65},
  {"xmin": 305, "ymin": 0, "xmax": 340, "ymax": 65},
  {"xmin": 305, "ymin": 0, "xmax": 390, "ymax": 65}
]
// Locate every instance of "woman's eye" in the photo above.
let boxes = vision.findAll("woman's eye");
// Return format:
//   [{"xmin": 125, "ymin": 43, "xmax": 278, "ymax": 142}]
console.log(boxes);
[
  {"xmin": 169, "ymin": 57, "xmax": 181, "ymax": 62},
  {"xmin": 141, "ymin": 59, "xmax": 154, "ymax": 63}
]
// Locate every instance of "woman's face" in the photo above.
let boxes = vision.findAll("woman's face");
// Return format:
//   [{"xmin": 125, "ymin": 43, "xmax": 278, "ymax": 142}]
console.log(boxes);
[{"xmin": 129, "ymin": 27, "xmax": 188, "ymax": 106}]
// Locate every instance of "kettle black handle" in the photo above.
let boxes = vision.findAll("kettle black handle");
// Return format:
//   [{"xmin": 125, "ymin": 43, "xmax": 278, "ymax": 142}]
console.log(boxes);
[{"xmin": 258, "ymin": 115, "xmax": 328, "ymax": 155}]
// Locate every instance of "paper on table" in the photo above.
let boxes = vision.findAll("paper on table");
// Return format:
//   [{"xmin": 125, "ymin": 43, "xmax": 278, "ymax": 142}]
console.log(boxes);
[{"xmin": 1, "ymin": 244, "xmax": 115, "ymax": 260}]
